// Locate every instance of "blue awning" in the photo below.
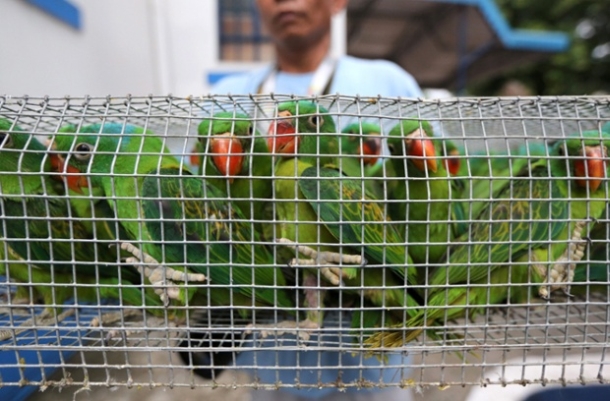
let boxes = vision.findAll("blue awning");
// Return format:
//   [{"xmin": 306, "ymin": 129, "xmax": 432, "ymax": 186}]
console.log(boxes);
[
  {"xmin": 24, "ymin": 0, "xmax": 81, "ymax": 30},
  {"xmin": 347, "ymin": 0, "xmax": 570, "ymax": 90},
  {"xmin": 433, "ymin": 0, "xmax": 568, "ymax": 51}
]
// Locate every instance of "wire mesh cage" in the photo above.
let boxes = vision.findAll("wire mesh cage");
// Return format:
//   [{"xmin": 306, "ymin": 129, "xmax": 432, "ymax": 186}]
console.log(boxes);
[{"xmin": 0, "ymin": 94, "xmax": 609, "ymax": 397}]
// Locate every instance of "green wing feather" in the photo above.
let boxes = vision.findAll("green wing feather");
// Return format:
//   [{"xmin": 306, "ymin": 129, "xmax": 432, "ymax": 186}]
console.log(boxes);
[
  {"xmin": 299, "ymin": 166, "xmax": 415, "ymax": 282},
  {"xmin": 387, "ymin": 120, "xmax": 462, "ymax": 264},
  {"xmin": 142, "ymin": 167, "xmax": 294, "ymax": 313},
  {"xmin": 0, "ymin": 124, "xmax": 145, "ymax": 307},
  {"xmin": 367, "ymin": 135, "xmax": 610, "ymax": 347}
]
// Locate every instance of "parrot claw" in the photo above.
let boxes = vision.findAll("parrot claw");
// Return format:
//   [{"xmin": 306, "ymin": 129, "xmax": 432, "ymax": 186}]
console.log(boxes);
[
  {"xmin": 0, "ymin": 308, "xmax": 75, "ymax": 341},
  {"xmin": 244, "ymin": 319, "xmax": 319, "ymax": 343},
  {"xmin": 537, "ymin": 220, "xmax": 588, "ymax": 299},
  {"xmin": 277, "ymin": 238, "xmax": 362, "ymax": 285},
  {"xmin": 119, "ymin": 242, "xmax": 207, "ymax": 306},
  {"xmin": 90, "ymin": 309, "xmax": 143, "ymax": 344}
]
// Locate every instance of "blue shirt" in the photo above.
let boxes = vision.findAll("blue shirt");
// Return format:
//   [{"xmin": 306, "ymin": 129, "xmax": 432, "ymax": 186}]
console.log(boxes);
[{"xmin": 212, "ymin": 55, "xmax": 423, "ymax": 98}]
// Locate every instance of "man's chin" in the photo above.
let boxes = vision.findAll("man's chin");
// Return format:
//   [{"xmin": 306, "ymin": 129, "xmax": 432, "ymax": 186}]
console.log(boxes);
[{"xmin": 277, "ymin": 30, "xmax": 323, "ymax": 51}]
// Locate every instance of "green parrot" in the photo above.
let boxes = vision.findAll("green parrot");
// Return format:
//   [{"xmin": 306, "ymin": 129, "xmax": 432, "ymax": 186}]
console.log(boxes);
[
  {"xmin": 268, "ymin": 101, "xmax": 419, "ymax": 337},
  {"xmin": 368, "ymin": 130, "xmax": 610, "ymax": 347},
  {"xmin": 387, "ymin": 119, "xmax": 464, "ymax": 264},
  {"xmin": 196, "ymin": 113, "xmax": 273, "ymax": 223},
  {"xmin": 140, "ymin": 167, "xmax": 294, "ymax": 317},
  {"xmin": 51, "ymin": 123, "xmax": 205, "ymax": 306},
  {"xmin": 0, "ymin": 119, "xmax": 148, "ymax": 308},
  {"xmin": 54, "ymin": 126, "xmax": 293, "ymax": 315},
  {"xmin": 439, "ymin": 138, "xmax": 463, "ymax": 177},
  {"xmin": 456, "ymin": 140, "xmax": 548, "ymax": 219},
  {"xmin": 585, "ymin": 121, "xmax": 610, "ymax": 263},
  {"xmin": 268, "ymin": 100, "xmax": 355, "ymax": 330},
  {"xmin": 53, "ymin": 123, "xmax": 151, "ymax": 243},
  {"xmin": 340, "ymin": 122, "xmax": 384, "ymax": 198}
]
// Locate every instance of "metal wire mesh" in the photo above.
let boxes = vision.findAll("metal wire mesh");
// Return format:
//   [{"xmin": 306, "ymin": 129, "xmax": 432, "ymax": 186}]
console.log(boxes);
[{"xmin": 0, "ymin": 94, "xmax": 609, "ymax": 394}]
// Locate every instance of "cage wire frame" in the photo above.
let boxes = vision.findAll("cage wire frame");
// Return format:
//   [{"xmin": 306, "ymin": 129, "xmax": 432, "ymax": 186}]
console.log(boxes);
[{"xmin": 0, "ymin": 94, "xmax": 609, "ymax": 394}]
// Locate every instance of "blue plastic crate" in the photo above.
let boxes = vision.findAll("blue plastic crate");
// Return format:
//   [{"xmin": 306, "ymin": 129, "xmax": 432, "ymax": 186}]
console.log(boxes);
[{"xmin": 0, "ymin": 275, "xmax": 117, "ymax": 401}]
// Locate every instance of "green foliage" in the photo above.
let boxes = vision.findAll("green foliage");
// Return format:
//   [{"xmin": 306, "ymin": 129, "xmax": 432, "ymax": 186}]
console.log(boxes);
[{"xmin": 470, "ymin": 0, "xmax": 610, "ymax": 95}]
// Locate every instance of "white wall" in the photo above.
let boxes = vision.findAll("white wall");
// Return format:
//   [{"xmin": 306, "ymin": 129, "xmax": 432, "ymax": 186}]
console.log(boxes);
[
  {"xmin": 0, "ymin": 0, "xmax": 215, "ymax": 96},
  {"xmin": 153, "ymin": 0, "xmax": 218, "ymax": 95},
  {"xmin": 0, "ymin": 0, "xmax": 346, "ymax": 97}
]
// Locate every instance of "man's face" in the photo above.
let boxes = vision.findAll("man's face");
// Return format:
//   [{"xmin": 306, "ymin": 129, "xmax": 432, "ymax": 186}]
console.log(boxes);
[{"xmin": 256, "ymin": 0, "xmax": 344, "ymax": 48}]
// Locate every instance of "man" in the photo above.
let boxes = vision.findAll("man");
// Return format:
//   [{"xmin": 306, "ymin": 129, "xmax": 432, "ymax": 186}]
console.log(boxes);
[
  {"xmin": 211, "ymin": 1, "xmax": 421, "ymax": 400},
  {"xmin": 213, "ymin": 0, "xmax": 422, "ymax": 98}
]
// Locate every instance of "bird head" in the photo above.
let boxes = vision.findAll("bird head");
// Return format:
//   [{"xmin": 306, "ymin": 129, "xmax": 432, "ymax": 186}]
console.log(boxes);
[
  {"xmin": 267, "ymin": 101, "xmax": 337, "ymax": 159},
  {"xmin": 442, "ymin": 142, "xmax": 461, "ymax": 176},
  {"xmin": 267, "ymin": 109, "xmax": 300, "ymax": 154},
  {"xmin": 198, "ymin": 113, "xmax": 254, "ymax": 182},
  {"xmin": 358, "ymin": 135, "xmax": 382, "ymax": 166},
  {"xmin": 552, "ymin": 131, "xmax": 610, "ymax": 193},
  {"xmin": 208, "ymin": 132, "xmax": 245, "ymax": 183},
  {"xmin": 48, "ymin": 141, "xmax": 91, "ymax": 194},
  {"xmin": 404, "ymin": 128, "xmax": 438, "ymax": 174},
  {"xmin": 573, "ymin": 143, "xmax": 607, "ymax": 192}
]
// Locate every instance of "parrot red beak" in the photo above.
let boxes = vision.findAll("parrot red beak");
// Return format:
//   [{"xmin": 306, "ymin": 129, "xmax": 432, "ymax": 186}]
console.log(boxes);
[
  {"xmin": 405, "ymin": 129, "xmax": 437, "ymax": 173},
  {"xmin": 574, "ymin": 145, "xmax": 606, "ymax": 192},
  {"xmin": 210, "ymin": 133, "xmax": 244, "ymax": 183},
  {"xmin": 189, "ymin": 144, "xmax": 201, "ymax": 168},
  {"xmin": 358, "ymin": 135, "xmax": 381, "ymax": 166},
  {"xmin": 49, "ymin": 153, "xmax": 87, "ymax": 194},
  {"xmin": 444, "ymin": 149, "xmax": 461, "ymax": 175},
  {"xmin": 267, "ymin": 110, "xmax": 299, "ymax": 154}
]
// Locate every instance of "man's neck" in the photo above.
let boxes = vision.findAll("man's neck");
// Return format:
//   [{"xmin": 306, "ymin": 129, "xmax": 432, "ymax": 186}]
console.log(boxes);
[{"xmin": 275, "ymin": 35, "xmax": 331, "ymax": 74}]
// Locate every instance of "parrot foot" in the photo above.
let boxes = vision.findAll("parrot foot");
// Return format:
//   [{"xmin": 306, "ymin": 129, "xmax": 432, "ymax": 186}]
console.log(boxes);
[
  {"xmin": 538, "ymin": 220, "xmax": 588, "ymax": 299},
  {"xmin": 244, "ymin": 319, "xmax": 319, "ymax": 342},
  {"xmin": 0, "ymin": 308, "xmax": 75, "ymax": 341},
  {"xmin": 90, "ymin": 309, "xmax": 143, "ymax": 344},
  {"xmin": 277, "ymin": 238, "xmax": 365, "ymax": 285},
  {"xmin": 119, "ymin": 242, "xmax": 207, "ymax": 306}
]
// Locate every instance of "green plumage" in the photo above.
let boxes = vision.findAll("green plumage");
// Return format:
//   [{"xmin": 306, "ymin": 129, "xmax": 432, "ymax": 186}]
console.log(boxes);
[
  {"xmin": 387, "ymin": 119, "xmax": 462, "ymax": 264},
  {"xmin": 272, "ymin": 102, "xmax": 419, "ymax": 335},
  {"xmin": 197, "ymin": 113, "xmax": 273, "ymax": 222},
  {"xmin": 456, "ymin": 140, "xmax": 549, "ymax": 219},
  {"xmin": 141, "ymin": 168, "xmax": 294, "ymax": 316},
  {"xmin": 340, "ymin": 122, "xmax": 383, "ymax": 197},
  {"xmin": 368, "ymin": 130, "xmax": 610, "ymax": 347},
  {"xmin": 299, "ymin": 167, "xmax": 415, "ymax": 283},
  {"xmin": 54, "ymin": 123, "xmax": 292, "ymax": 314},
  {"xmin": 0, "ymin": 119, "xmax": 145, "ymax": 307},
  {"xmin": 272, "ymin": 101, "xmax": 350, "ymax": 271},
  {"xmin": 52, "ymin": 124, "xmax": 195, "ymax": 304}
]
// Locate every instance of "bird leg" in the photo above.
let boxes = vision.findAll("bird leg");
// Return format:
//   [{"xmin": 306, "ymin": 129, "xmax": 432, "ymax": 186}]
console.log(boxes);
[
  {"xmin": 538, "ymin": 220, "xmax": 589, "ymax": 299},
  {"xmin": 89, "ymin": 309, "xmax": 141, "ymax": 344},
  {"xmin": 244, "ymin": 319, "xmax": 319, "ymax": 342},
  {"xmin": 276, "ymin": 238, "xmax": 365, "ymax": 285},
  {"xmin": 0, "ymin": 308, "xmax": 74, "ymax": 341},
  {"xmin": 119, "ymin": 242, "xmax": 207, "ymax": 306},
  {"xmin": 244, "ymin": 275, "xmax": 322, "ymax": 343}
]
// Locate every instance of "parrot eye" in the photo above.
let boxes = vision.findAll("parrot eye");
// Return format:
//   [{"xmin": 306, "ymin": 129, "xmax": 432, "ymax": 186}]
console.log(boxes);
[
  {"xmin": 557, "ymin": 145, "xmax": 566, "ymax": 156},
  {"xmin": 387, "ymin": 143, "xmax": 396, "ymax": 154},
  {"xmin": 74, "ymin": 142, "xmax": 93, "ymax": 161},
  {"xmin": 0, "ymin": 132, "xmax": 13, "ymax": 148},
  {"xmin": 308, "ymin": 115, "xmax": 323, "ymax": 128},
  {"xmin": 247, "ymin": 125, "xmax": 254, "ymax": 136}
]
